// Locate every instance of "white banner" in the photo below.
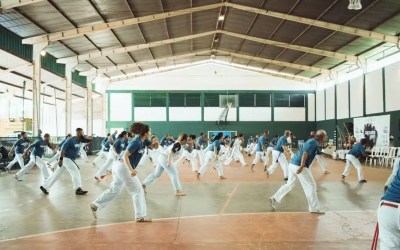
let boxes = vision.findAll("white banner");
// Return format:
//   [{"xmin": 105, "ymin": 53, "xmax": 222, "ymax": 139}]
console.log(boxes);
[{"xmin": 354, "ymin": 115, "xmax": 390, "ymax": 147}]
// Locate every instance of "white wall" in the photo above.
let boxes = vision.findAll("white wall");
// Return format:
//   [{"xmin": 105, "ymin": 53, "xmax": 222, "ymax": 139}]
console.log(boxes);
[
  {"xmin": 316, "ymin": 90, "xmax": 325, "ymax": 121},
  {"xmin": 169, "ymin": 107, "xmax": 201, "ymax": 121},
  {"xmin": 385, "ymin": 61, "xmax": 400, "ymax": 112},
  {"xmin": 325, "ymin": 86, "xmax": 335, "ymax": 120},
  {"xmin": 274, "ymin": 108, "xmax": 306, "ymax": 121},
  {"xmin": 135, "ymin": 107, "xmax": 166, "ymax": 121},
  {"xmin": 109, "ymin": 93, "xmax": 132, "ymax": 121},
  {"xmin": 204, "ymin": 107, "xmax": 237, "ymax": 122},
  {"xmin": 108, "ymin": 63, "xmax": 315, "ymax": 91},
  {"xmin": 365, "ymin": 69, "xmax": 383, "ymax": 114},
  {"xmin": 336, "ymin": 81, "xmax": 349, "ymax": 119},
  {"xmin": 350, "ymin": 76, "xmax": 363, "ymax": 118},
  {"xmin": 239, "ymin": 107, "xmax": 271, "ymax": 121}
]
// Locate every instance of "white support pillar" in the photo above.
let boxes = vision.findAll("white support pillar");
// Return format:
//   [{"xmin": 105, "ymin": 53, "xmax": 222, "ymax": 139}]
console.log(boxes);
[
  {"xmin": 65, "ymin": 63, "xmax": 77, "ymax": 134},
  {"xmin": 32, "ymin": 42, "xmax": 47, "ymax": 137},
  {"xmin": 86, "ymin": 76, "xmax": 95, "ymax": 136}
]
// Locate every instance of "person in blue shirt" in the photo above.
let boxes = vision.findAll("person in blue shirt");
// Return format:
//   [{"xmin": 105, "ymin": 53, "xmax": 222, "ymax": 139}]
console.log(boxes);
[
  {"xmin": 94, "ymin": 131, "xmax": 128, "ymax": 182},
  {"xmin": 341, "ymin": 138, "xmax": 367, "ymax": 183},
  {"xmin": 197, "ymin": 132, "xmax": 226, "ymax": 180},
  {"xmin": 251, "ymin": 130, "xmax": 269, "ymax": 172},
  {"xmin": 269, "ymin": 130, "xmax": 327, "ymax": 214},
  {"xmin": 93, "ymin": 133, "xmax": 111, "ymax": 166},
  {"xmin": 266, "ymin": 130, "xmax": 291, "ymax": 182},
  {"xmin": 47, "ymin": 134, "xmax": 72, "ymax": 171},
  {"xmin": 377, "ymin": 158, "xmax": 400, "ymax": 249},
  {"xmin": 5, "ymin": 131, "xmax": 29, "ymax": 173},
  {"xmin": 13, "ymin": 133, "xmax": 55, "ymax": 183},
  {"xmin": 91, "ymin": 122, "xmax": 155, "ymax": 222},
  {"xmin": 40, "ymin": 128, "xmax": 92, "ymax": 195},
  {"xmin": 142, "ymin": 134, "xmax": 187, "ymax": 196}
]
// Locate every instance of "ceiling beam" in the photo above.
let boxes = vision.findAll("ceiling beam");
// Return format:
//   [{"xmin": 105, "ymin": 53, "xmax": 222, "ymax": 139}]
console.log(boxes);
[
  {"xmin": 80, "ymin": 50, "xmax": 211, "ymax": 76},
  {"xmin": 226, "ymin": 2, "xmax": 400, "ymax": 46},
  {"xmin": 221, "ymin": 50, "xmax": 332, "ymax": 75},
  {"xmin": 22, "ymin": 2, "xmax": 224, "ymax": 44},
  {"xmin": 220, "ymin": 30, "xmax": 359, "ymax": 62},
  {"xmin": 0, "ymin": 63, "xmax": 32, "ymax": 76},
  {"xmin": 0, "ymin": 0, "xmax": 46, "ymax": 10},
  {"xmin": 57, "ymin": 31, "xmax": 216, "ymax": 64}
]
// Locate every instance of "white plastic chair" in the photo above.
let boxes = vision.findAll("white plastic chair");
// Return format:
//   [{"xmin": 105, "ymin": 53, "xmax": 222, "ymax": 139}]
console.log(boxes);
[{"xmin": 384, "ymin": 147, "xmax": 397, "ymax": 167}]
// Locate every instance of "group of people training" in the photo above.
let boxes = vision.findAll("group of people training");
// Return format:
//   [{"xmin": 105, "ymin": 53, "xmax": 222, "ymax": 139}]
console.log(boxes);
[{"xmin": 3, "ymin": 123, "xmax": 399, "ymax": 248}]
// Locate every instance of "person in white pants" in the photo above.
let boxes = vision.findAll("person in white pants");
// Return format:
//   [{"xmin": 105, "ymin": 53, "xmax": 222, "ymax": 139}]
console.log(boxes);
[
  {"xmin": 47, "ymin": 134, "xmax": 71, "ymax": 171},
  {"xmin": 175, "ymin": 135, "xmax": 198, "ymax": 172},
  {"xmin": 341, "ymin": 138, "xmax": 367, "ymax": 183},
  {"xmin": 13, "ymin": 133, "xmax": 55, "ymax": 183},
  {"xmin": 40, "ymin": 128, "xmax": 91, "ymax": 195},
  {"xmin": 225, "ymin": 134, "xmax": 247, "ymax": 167},
  {"xmin": 197, "ymin": 132, "xmax": 226, "ymax": 180},
  {"xmin": 142, "ymin": 134, "xmax": 187, "ymax": 196},
  {"xmin": 94, "ymin": 131, "xmax": 128, "ymax": 182},
  {"xmin": 269, "ymin": 130, "xmax": 327, "ymax": 214},
  {"xmin": 90, "ymin": 122, "xmax": 155, "ymax": 222},
  {"xmin": 5, "ymin": 132, "xmax": 29, "ymax": 172},
  {"xmin": 79, "ymin": 142, "xmax": 90, "ymax": 163},
  {"xmin": 266, "ymin": 130, "xmax": 291, "ymax": 182},
  {"xmin": 377, "ymin": 159, "xmax": 400, "ymax": 249},
  {"xmin": 251, "ymin": 131, "xmax": 269, "ymax": 172},
  {"xmin": 93, "ymin": 134, "xmax": 110, "ymax": 166},
  {"xmin": 194, "ymin": 133, "xmax": 206, "ymax": 166},
  {"xmin": 266, "ymin": 135, "xmax": 278, "ymax": 165}
]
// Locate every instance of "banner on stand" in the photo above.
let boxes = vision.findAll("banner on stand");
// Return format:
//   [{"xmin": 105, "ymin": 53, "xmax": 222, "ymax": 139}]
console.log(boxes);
[{"xmin": 353, "ymin": 115, "xmax": 390, "ymax": 147}]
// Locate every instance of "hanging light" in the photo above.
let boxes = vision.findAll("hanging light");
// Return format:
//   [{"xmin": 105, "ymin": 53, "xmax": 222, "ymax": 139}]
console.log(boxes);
[
  {"xmin": 348, "ymin": 0, "xmax": 362, "ymax": 10},
  {"xmin": 218, "ymin": 15, "xmax": 225, "ymax": 21},
  {"xmin": 40, "ymin": 50, "xmax": 46, "ymax": 56}
]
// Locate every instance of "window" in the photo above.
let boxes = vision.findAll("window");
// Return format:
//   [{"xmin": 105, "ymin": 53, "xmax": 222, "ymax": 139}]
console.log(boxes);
[
  {"xmin": 169, "ymin": 93, "xmax": 185, "ymax": 107},
  {"xmin": 290, "ymin": 94, "xmax": 305, "ymax": 107},
  {"xmin": 204, "ymin": 93, "xmax": 219, "ymax": 107},
  {"xmin": 134, "ymin": 93, "xmax": 150, "ymax": 107},
  {"xmin": 150, "ymin": 93, "xmax": 166, "ymax": 107},
  {"xmin": 255, "ymin": 93, "xmax": 271, "ymax": 107},
  {"xmin": 274, "ymin": 93, "xmax": 289, "ymax": 107},
  {"xmin": 239, "ymin": 93, "xmax": 254, "ymax": 107},
  {"xmin": 134, "ymin": 93, "xmax": 166, "ymax": 107},
  {"xmin": 185, "ymin": 93, "xmax": 201, "ymax": 107}
]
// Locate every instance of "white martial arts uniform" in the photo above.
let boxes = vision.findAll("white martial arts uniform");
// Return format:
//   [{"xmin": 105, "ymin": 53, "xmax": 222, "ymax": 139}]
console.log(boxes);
[
  {"xmin": 143, "ymin": 142, "xmax": 184, "ymax": 192},
  {"xmin": 198, "ymin": 140, "xmax": 224, "ymax": 177},
  {"xmin": 224, "ymin": 139, "xmax": 246, "ymax": 166},
  {"xmin": 6, "ymin": 138, "xmax": 29, "ymax": 171},
  {"xmin": 79, "ymin": 143, "xmax": 89, "ymax": 162},
  {"xmin": 15, "ymin": 155, "xmax": 49, "ymax": 184},
  {"xmin": 267, "ymin": 136, "xmax": 290, "ymax": 179}
]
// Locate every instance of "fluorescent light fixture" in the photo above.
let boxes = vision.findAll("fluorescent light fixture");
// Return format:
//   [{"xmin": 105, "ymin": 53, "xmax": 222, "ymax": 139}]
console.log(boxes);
[
  {"xmin": 40, "ymin": 50, "xmax": 46, "ymax": 56},
  {"xmin": 218, "ymin": 15, "xmax": 225, "ymax": 21}
]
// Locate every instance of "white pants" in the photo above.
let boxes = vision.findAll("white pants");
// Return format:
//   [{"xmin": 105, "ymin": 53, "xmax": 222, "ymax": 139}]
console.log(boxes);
[
  {"xmin": 198, "ymin": 151, "xmax": 224, "ymax": 177},
  {"xmin": 93, "ymin": 150, "xmax": 108, "ymax": 164},
  {"xmin": 48, "ymin": 151, "xmax": 60, "ymax": 165},
  {"xmin": 43, "ymin": 157, "xmax": 82, "ymax": 190},
  {"xmin": 143, "ymin": 154, "xmax": 182, "ymax": 192},
  {"xmin": 252, "ymin": 151, "xmax": 268, "ymax": 166},
  {"xmin": 6, "ymin": 153, "xmax": 24, "ymax": 170},
  {"xmin": 175, "ymin": 150, "xmax": 198, "ymax": 171},
  {"xmin": 193, "ymin": 149, "xmax": 205, "ymax": 166},
  {"xmin": 224, "ymin": 150, "xmax": 246, "ymax": 166},
  {"xmin": 80, "ymin": 148, "xmax": 88, "ymax": 162},
  {"xmin": 15, "ymin": 155, "xmax": 49, "ymax": 184},
  {"xmin": 95, "ymin": 152, "xmax": 116, "ymax": 178},
  {"xmin": 377, "ymin": 200, "xmax": 400, "ymax": 250},
  {"xmin": 267, "ymin": 150, "xmax": 288, "ymax": 178},
  {"xmin": 311, "ymin": 154, "xmax": 328, "ymax": 172},
  {"xmin": 272, "ymin": 163, "xmax": 322, "ymax": 212},
  {"xmin": 92, "ymin": 161, "xmax": 147, "ymax": 219},
  {"xmin": 343, "ymin": 154, "xmax": 365, "ymax": 181}
]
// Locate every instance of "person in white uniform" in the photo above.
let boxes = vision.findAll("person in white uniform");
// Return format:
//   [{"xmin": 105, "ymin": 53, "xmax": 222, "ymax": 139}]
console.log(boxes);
[
  {"xmin": 308, "ymin": 131, "xmax": 329, "ymax": 174},
  {"xmin": 376, "ymin": 158, "xmax": 400, "ymax": 249},
  {"xmin": 175, "ymin": 135, "xmax": 198, "ymax": 172},
  {"xmin": 142, "ymin": 134, "xmax": 187, "ymax": 196},
  {"xmin": 39, "ymin": 128, "xmax": 91, "ymax": 195},
  {"xmin": 5, "ymin": 132, "xmax": 29, "ymax": 172},
  {"xmin": 47, "ymin": 134, "xmax": 71, "ymax": 171},
  {"xmin": 197, "ymin": 132, "xmax": 226, "ymax": 180},
  {"xmin": 224, "ymin": 134, "xmax": 247, "ymax": 167},
  {"xmin": 266, "ymin": 130, "xmax": 291, "ymax": 182},
  {"xmin": 269, "ymin": 130, "xmax": 327, "ymax": 214},
  {"xmin": 79, "ymin": 142, "xmax": 90, "ymax": 163},
  {"xmin": 13, "ymin": 133, "xmax": 55, "ymax": 183},
  {"xmin": 251, "ymin": 130, "xmax": 269, "ymax": 172},
  {"xmin": 341, "ymin": 138, "xmax": 368, "ymax": 183},
  {"xmin": 93, "ymin": 134, "xmax": 110, "ymax": 166},
  {"xmin": 90, "ymin": 122, "xmax": 154, "ymax": 222}
]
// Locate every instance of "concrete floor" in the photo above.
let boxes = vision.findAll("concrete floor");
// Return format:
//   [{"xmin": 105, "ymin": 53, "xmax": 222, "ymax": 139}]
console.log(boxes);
[{"xmin": 0, "ymin": 154, "xmax": 392, "ymax": 249}]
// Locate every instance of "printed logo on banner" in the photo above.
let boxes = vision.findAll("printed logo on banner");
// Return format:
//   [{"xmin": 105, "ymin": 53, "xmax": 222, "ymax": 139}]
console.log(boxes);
[{"xmin": 354, "ymin": 115, "xmax": 390, "ymax": 147}]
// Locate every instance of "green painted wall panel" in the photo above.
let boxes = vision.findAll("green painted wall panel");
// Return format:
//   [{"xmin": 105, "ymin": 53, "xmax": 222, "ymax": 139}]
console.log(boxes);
[
  {"xmin": 41, "ymin": 53, "xmax": 65, "ymax": 77},
  {"xmin": 72, "ymin": 71, "xmax": 87, "ymax": 87},
  {"xmin": 0, "ymin": 25, "xmax": 32, "ymax": 61}
]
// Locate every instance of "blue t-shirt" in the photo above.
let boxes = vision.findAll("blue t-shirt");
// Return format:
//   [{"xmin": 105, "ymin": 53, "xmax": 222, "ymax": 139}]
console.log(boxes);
[
  {"xmin": 58, "ymin": 138, "xmax": 68, "ymax": 149},
  {"xmin": 290, "ymin": 138, "xmax": 320, "ymax": 168},
  {"xmin": 270, "ymin": 137, "xmax": 278, "ymax": 147},
  {"xmin": 113, "ymin": 138, "xmax": 125, "ymax": 155},
  {"xmin": 29, "ymin": 139, "xmax": 50, "ymax": 158},
  {"xmin": 348, "ymin": 143, "xmax": 366, "ymax": 158},
  {"xmin": 14, "ymin": 139, "xmax": 29, "ymax": 154},
  {"xmin": 101, "ymin": 137, "xmax": 108, "ymax": 146},
  {"xmin": 62, "ymin": 136, "xmax": 90, "ymax": 160},
  {"xmin": 256, "ymin": 136, "xmax": 267, "ymax": 152},
  {"xmin": 382, "ymin": 162, "xmax": 400, "ymax": 203},
  {"xmin": 209, "ymin": 140, "xmax": 221, "ymax": 153},
  {"xmin": 103, "ymin": 140, "xmax": 111, "ymax": 152},
  {"xmin": 196, "ymin": 137, "xmax": 203, "ymax": 150},
  {"xmin": 126, "ymin": 136, "xmax": 151, "ymax": 169},
  {"xmin": 274, "ymin": 136, "xmax": 288, "ymax": 152}
]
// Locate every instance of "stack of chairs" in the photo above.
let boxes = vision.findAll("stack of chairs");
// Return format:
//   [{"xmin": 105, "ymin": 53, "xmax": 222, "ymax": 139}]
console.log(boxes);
[{"xmin": 366, "ymin": 146, "xmax": 400, "ymax": 168}]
